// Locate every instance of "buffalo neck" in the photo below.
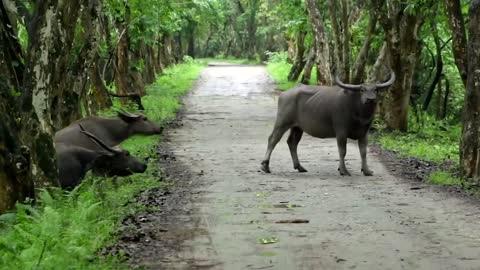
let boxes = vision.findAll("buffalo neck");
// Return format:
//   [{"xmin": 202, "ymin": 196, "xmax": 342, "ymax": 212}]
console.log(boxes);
[
  {"xmin": 348, "ymin": 93, "xmax": 377, "ymax": 120},
  {"xmin": 100, "ymin": 118, "xmax": 132, "ymax": 145}
]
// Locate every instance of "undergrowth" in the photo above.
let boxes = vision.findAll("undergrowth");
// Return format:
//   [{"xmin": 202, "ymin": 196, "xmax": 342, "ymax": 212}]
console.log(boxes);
[
  {"xmin": 374, "ymin": 119, "xmax": 461, "ymax": 164},
  {"xmin": 0, "ymin": 60, "xmax": 205, "ymax": 269},
  {"xmin": 265, "ymin": 51, "xmax": 317, "ymax": 90},
  {"xmin": 372, "ymin": 114, "xmax": 464, "ymax": 187}
]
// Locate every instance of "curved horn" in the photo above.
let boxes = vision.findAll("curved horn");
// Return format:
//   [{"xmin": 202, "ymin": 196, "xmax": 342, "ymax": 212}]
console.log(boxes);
[
  {"xmin": 335, "ymin": 74, "xmax": 362, "ymax": 91},
  {"xmin": 78, "ymin": 124, "xmax": 121, "ymax": 154},
  {"xmin": 116, "ymin": 108, "xmax": 141, "ymax": 119},
  {"xmin": 376, "ymin": 70, "xmax": 396, "ymax": 89}
]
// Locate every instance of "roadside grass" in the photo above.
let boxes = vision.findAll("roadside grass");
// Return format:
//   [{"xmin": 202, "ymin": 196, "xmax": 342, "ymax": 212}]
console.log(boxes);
[
  {"xmin": 371, "ymin": 115, "xmax": 467, "ymax": 188},
  {"xmin": 0, "ymin": 61, "xmax": 206, "ymax": 270},
  {"xmin": 374, "ymin": 122, "xmax": 460, "ymax": 164}
]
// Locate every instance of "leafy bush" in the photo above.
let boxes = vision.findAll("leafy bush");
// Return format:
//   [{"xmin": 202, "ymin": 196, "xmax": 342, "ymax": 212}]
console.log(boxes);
[{"xmin": 264, "ymin": 51, "xmax": 288, "ymax": 63}]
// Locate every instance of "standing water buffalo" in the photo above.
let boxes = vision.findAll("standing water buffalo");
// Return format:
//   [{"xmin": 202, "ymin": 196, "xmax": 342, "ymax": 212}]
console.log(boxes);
[
  {"xmin": 261, "ymin": 71, "xmax": 395, "ymax": 176},
  {"xmin": 56, "ymin": 124, "xmax": 147, "ymax": 189},
  {"xmin": 54, "ymin": 110, "xmax": 162, "ymax": 150}
]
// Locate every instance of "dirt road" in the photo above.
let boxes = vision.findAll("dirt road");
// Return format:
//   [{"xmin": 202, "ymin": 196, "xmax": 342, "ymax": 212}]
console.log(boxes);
[{"xmin": 115, "ymin": 64, "xmax": 480, "ymax": 270}]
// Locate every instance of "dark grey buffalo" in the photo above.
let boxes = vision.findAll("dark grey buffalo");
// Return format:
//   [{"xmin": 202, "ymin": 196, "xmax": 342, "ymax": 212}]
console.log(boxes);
[
  {"xmin": 261, "ymin": 71, "xmax": 395, "ymax": 176},
  {"xmin": 54, "ymin": 110, "xmax": 162, "ymax": 150},
  {"xmin": 56, "ymin": 124, "xmax": 147, "ymax": 189}
]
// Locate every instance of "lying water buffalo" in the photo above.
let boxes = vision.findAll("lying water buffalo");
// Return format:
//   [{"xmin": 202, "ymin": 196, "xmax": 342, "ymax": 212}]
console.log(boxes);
[
  {"xmin": 54, "ymin": 110, "xmax": 162, "ymax": 150},
  {"xmin": 56, "ymin": 124, "xmax": 147, "ymax": 189},
  {"xmin": 261, "ymin": 71, "xmax": 395, "ymax": 176}
]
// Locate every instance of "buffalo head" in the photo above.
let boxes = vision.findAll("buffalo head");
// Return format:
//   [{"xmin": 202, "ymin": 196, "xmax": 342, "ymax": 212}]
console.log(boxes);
[
  {"xmin": 335, "ymin": 71, "xmax": 396, "ymax": 105},
  {"xmin": 79, "ymin": 124, "xmax": 147, "ymax": 177},
  {"xmin": 117, "ymin": 109, "xmax": 162, "ymax": 135}
]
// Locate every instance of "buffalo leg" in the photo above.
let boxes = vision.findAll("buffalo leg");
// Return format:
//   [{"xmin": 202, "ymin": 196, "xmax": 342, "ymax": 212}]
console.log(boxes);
[
  {"xmin": 358, "ymin": 135, "xmax": 374, "ymax": 176},
  {"xmin": 336, "ymin": 136, "xmax": 351, "ymax": 176},
  {"xmin": 287, "ymin": 127, "xmax": 307, "ymax": 172},
  {"xmin": 261, "ymin": 125, "xmax": 289, "ymax": 173}
]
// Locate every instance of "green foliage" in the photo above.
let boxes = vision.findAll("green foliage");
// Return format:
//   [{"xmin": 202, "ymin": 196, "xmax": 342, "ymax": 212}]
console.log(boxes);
[
  {"xmin": 265, "ymin": 51, "xmax": 316, "ymax": 91},
  {"xmin": 0, "ymin": 62, "xmax": 206, "ymax": 269},
  {"xmin": 375, "ymin": 117, "xmax": 460, "ymax": 164},
  {"xmin": 428, "ymin": 171, "xmax": 462, "ymax": 186}
]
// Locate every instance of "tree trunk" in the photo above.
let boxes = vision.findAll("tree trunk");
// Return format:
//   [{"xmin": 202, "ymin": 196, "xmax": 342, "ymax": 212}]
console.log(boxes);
[
  {"xmin": 435, "ymin": 74, "xmax": 443, "ymax": 120},
  {"xmin": 441, "ymin": 76, "xmax": 450, "ymax": 119},
  {"xmin": 444, "ymin": 0, "xmax": 468, "ymax": 86},
  {"xmin": 378, "ymin": 0, "xmax": 423, "ymax": 131},
  {"xmin": 0, "ymin": 6, "xmax": 34, "ymax": 212},
  {"xmin": 143, "ymin": 45, "xmax": 156, "ymax": 84},
  {"xmin": 21, "ymin": 0, "xmax": 82, "ymax": 132},
  {"xmin": 328, "ymin": 0, "xmax": 342, "ymax": 71},
  {"xmin": 246, "ymin": 0, "xmax": 258, "ymax": 60},
  {"xmin": 186, "ymin": 18, "xmax": 196, "ymax": 57},
  {"xmin": 351, "ymin": 11, "xmax": 377, "ymax": 84},
  {"xmin": 87, "ymin": 55, "xmax": 112, "ymax": 114},
  {"xmin": 341, "ymin": 0, "xmax": 350, "ymax": 82},
  {"xmin": 287, "ymin": 31, "xmax": 307, "ymax": 81},
  {"xmin": 460, "ymin": 0, "xmax": 480, "ymax": 182},
  {"xmin": 19, "ymin": 0, "xmax": 82, "ymax": 187},
  {"xmin": 0, "ymin": 81, "xmax": 34, "ymax": 214},
  {"xmin": 301, "ymin": 46, "xmax": 316, "ymax": 85},
  {"xmin": 114, "ymin": 4, "xmax": 133, "ymax": 99},
  {"xmin": 305, "ymin": 0, "xmax": 332, "ymax": 85},
  {"xmin": 154, "ymin": 36, "xmax": 164, "ymax": 74},
  {"xmin": 423, "ymin": 7, "xmax": 444, "ymax": 111}
]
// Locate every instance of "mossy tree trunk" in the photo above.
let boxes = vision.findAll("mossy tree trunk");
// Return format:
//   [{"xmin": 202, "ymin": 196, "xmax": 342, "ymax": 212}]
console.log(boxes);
[
  {"xmin": 376, "ymin": 0, "xmax": 424, "ymax": 132},
  {"xmin": 460, "ymin": 0, "xmax": 480, "ymax": 182},
  {"xmin": 0, "ymin": 4, "xmax": 34, "ymax": 213},
  {"xmin": 305, "ymin": 0, "xmax": 332, "ymax": 85},
  {"xmin": 21, "ymin": 0, "xmax": 83, "ymax": 131},
  {"xmin": 444, "ymin": 0, "xmax": 468, "ymax": 87}
]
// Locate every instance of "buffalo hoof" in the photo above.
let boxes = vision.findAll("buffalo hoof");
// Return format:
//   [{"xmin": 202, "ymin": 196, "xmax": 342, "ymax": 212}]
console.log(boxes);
[
  {"xmin": 261, "ymin": 161, "xmax": 271, "ymax": 173},
  {"xmin": 295, "ymin": 165, "xmax": 308, "ymax": 173},
  {"xmin": 338, "ymin": 167, "xmax": 351, "ymax": 176},
  {"xmin": 362, "ymin": 168, "xmax": 374, "ymax": 176}
]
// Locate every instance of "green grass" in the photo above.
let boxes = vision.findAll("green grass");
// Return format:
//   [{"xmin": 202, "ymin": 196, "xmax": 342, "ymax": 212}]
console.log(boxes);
[
  {"xmin": 428, "ymin": 171, "xmax": 462, "ymax": 186},
  {"xmin": 372, "ymin": 114, "xmax": 465, "ymax": 187},
  {"xmin": 0, "ymin": 61, "xmax": 206, "ymax": 270},
  {"xmin": 374, "ymin": 119, "xmax": 461, "ymax": 165},
  {"xmin": 265, "ymin": 58, "xmax": 317, "ymax": 90}
]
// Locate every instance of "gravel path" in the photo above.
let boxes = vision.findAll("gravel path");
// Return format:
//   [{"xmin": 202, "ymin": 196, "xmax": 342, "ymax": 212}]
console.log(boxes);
[{"xmin": 116, "ymin": 64, "xmax": 480, "ymax": 270}]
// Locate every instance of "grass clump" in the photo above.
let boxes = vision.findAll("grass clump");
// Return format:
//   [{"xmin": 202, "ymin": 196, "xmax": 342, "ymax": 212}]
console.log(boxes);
[
  {"xmin": 373, "ymin": 114, "xmax": 465, "ymax": 188},
  {"xmin": 428, "ymin": 171, "xmax": 462, "ymax": 186},
  {"xmin": 373, "ymin": 117, "xmax": 461, "ymax": 165},
  {"xmin": 0, "ymin": 61, "xmax": 206, "ymax": 269}
]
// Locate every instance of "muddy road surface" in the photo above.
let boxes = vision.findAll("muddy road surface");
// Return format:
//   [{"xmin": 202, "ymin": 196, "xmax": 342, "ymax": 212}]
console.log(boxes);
[{"xmin": 115, "ymin": 64, "xmax": 480, "ymax": 270}]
